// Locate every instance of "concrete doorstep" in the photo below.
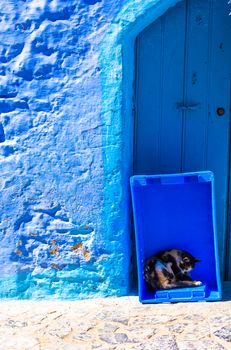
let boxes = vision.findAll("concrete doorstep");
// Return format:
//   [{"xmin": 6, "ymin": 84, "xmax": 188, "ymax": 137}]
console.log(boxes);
[{"xmin": 0, "ymin": 283, "xmax": 230, "ymax": 350}]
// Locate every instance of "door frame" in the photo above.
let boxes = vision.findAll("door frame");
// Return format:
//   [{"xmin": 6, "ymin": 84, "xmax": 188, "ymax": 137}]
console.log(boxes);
[{"xmin": 100, "ymin": 0, "xmax": 231, "ymax": 291}]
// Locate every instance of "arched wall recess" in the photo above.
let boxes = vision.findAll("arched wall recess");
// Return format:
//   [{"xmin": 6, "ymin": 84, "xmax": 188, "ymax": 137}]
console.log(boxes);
[{"xmin": 99, "ymin": 0, "xmax": 182, "ymax": 290}]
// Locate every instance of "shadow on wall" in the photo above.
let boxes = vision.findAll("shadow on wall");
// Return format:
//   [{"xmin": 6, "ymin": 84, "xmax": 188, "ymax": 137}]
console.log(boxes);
[{"xmin": 0, "ymin": 123, "xmax": 5, "ymax": 142}]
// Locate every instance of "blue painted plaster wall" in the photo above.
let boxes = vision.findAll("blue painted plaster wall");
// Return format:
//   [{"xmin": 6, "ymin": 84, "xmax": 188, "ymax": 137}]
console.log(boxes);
[{"xmin": 0, "ymin": 0, "xmax": 182, "ymax": 299}]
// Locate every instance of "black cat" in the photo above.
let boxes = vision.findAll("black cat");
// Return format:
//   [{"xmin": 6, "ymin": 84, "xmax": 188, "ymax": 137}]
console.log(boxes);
[{"xmin": 144, "ymin": 249, "xmax": 202, "ymax": 290}]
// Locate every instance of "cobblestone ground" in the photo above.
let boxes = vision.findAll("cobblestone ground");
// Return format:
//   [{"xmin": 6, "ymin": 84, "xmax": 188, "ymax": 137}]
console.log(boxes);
[{"xmin": 0, "ymin": 285, "xmax": 230, "ymax": 350}]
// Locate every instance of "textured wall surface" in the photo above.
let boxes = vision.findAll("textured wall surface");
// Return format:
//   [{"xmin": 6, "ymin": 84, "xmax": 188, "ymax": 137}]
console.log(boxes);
[{"xmin": 0, "ymin": 0, "xmax": 180, "ymax": 299}]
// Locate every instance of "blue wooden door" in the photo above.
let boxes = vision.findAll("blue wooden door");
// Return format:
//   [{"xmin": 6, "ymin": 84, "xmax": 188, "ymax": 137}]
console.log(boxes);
[{"xmin": 134, "ymin": 0, "xmax": 231, "ymax": 279}]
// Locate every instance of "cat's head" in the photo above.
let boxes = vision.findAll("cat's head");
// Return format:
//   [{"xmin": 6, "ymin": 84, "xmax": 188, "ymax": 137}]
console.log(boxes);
[{"xmin": 178, "ymin": 250, "xmax": 201, "ymax": 273}]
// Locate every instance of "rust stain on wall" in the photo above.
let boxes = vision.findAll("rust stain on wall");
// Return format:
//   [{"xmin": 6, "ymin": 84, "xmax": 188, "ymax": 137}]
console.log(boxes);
[
  {"xmin": 71, "ymin": 242, "xmax": 91, "ymax": 261},
  {"xmin": 50, "ymin": 240, "xmax": 59, "ymax": 255},
  {"xmin": 71, "ymin": 242, "xmax": 84, "ymax": 251},
  {"xmin": 15, "ymin": 248, "xmax": 23, "ymax": 256},
  {"xmin": 83, "ymin": 251, "xmax": 91, "ymax": 261}
]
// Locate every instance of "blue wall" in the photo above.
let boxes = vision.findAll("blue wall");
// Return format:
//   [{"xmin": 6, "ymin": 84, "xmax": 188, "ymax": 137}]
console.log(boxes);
[{"xmin": 0, "ymin": 0, "xmax": 189, "ymax": 299}]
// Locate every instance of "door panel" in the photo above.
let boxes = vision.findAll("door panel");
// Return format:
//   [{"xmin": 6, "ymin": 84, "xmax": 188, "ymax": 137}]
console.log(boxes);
[
  {"xmin": 158, "ymin": 3, "xmax": 186, "ymax": 174},
  {"xmin": 208, "ymin": 0, "xmax": 231, "ymax": 279},
  {"xmin": 182, "ymin": 0, "xmax": 211, "ymax": 172},
  {"xmin": 134, "ymin": 0, "xmax": 231, "ymax": 278},
  {"xmin": 135, "ymin": 1, "xmax": 186, "ymax": 175},
  {"xmin": 135, "ymin": 18, "xmax": 163, "ymax": 175},
  {"xmin": 182, "ymin": 0, "xmax": 231, "ymax": 276}
]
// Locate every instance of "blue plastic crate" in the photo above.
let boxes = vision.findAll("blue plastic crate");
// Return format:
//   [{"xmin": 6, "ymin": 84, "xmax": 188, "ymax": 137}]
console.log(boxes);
[{"xmin": 130, "ymin": 171, "xmax": 222, "ymax": 303}]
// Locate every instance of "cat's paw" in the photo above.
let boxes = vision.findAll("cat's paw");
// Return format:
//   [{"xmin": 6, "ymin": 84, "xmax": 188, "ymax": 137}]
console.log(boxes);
[{"xmin": 194, "ymin": 281, "xmax": 202, "ymax": 286}]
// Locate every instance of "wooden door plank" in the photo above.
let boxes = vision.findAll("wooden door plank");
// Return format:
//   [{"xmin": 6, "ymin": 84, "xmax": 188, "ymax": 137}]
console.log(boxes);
[
  {"xmin": 135, "ymin": 2, "xmax": 186, "ymax": 175},
  {"xmin": 182, "ymin": 0, "xmax": 211, "ymax": 173},
  {"xmin": 135, "ymin": 19, "xmax": 162, "ymax": 174},
  {"xmin": 159, "ymin": 1, "xmax": 186, "ymax": 174}
]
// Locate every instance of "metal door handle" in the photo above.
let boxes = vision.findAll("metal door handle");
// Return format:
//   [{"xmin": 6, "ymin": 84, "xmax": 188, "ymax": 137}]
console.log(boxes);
[{"xmin": 177, "ymin": 103, "xmax": 200, "ymax": 111}]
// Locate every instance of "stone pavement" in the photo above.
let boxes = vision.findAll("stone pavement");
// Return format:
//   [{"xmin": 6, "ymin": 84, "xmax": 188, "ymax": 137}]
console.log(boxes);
[{"xmin": 0, "ymin": 285, "xmax": 230, "ymax": 350}]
